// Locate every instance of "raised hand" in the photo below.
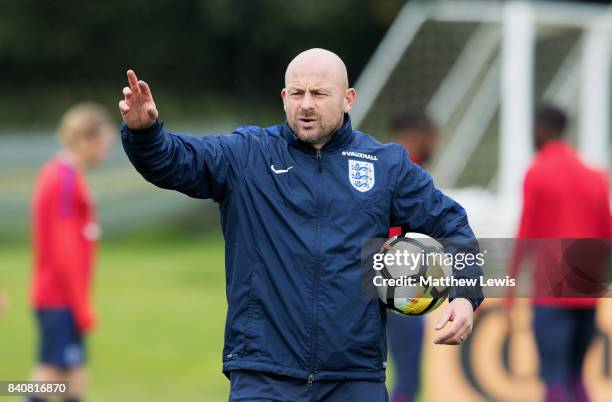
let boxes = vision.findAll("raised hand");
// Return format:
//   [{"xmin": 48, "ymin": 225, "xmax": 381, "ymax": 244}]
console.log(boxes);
[{"xmin": 119, "ymin": 70, "xmax": 159, "ymax": 130}]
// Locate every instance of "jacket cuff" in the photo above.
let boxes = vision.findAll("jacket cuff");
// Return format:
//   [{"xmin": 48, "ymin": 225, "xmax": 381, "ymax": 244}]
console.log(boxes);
[
  {"xmin": 121, "ymin": 120, "xmax": 162, "ymax": 144},
  {"xmin": 449, "ymin": 290, "xmax": 484, "ymax": 311}
]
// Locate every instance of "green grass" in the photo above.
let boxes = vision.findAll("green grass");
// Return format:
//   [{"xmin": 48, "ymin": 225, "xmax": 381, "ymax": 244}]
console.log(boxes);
[
  {"xmin": 0, "ymin": 232, "xmax": 406, "ymax": 402},
  {"xmin": 0, "ymin": 233, "xmax": 229, "ymax": 402}
]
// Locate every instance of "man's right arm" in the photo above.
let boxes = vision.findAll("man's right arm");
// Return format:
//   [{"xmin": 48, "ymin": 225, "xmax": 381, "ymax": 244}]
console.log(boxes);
[
  {"xmin": 121, "ymin": 121, "xmax": 248, "ymax": 201},
  {"xmin": 118, "ymin": 69, "xmax": 247, "ymax": 201}
]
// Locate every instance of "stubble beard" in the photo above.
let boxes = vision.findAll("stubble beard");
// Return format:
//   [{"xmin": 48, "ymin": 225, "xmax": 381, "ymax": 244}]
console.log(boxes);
[{"xmin": 290, "ymin": 114, "xmax": 344, "ymax": 148}]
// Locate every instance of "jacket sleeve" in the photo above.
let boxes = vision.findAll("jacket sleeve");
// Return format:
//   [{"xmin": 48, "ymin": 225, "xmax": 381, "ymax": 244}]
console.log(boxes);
[
  {"xmin": 121, "ymin": 121, "xmax": 250, "ymax": 202},
  {"xmin": 507, "ymin": 168, "xmax": 538, "ymax": 290},
  {"xmin": 389, "ymin": 147, "xmax": 484, "ymax": 310},
  {"xmin": 516, "ymin": 168, "xmax": 539, "ymax": 239},
  {"xmin": 598, "ymin": 171, "xmax": 612, "ymax": 238}
]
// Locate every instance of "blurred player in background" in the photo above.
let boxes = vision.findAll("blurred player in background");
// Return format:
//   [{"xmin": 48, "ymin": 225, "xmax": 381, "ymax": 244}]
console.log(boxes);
[
  {"xmin": 29, "ymin": 103, "xmax": 115, "ymax": 402},
  {"xmin": 389, "ymin": 108, "xmax": 439, "ymax": 168},
  {"xmin": 508, "ymin": 104, "xmax": 612, "ymax": 402},
  {"xmin": 387, "ymin": 108, "xmax": 439, "ymax": 402}
]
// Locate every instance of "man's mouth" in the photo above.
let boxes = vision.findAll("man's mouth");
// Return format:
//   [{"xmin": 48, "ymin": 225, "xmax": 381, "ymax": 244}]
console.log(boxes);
[{"xmin": 298, "ymin": 117, "xmax": 318, "ymax": 131}]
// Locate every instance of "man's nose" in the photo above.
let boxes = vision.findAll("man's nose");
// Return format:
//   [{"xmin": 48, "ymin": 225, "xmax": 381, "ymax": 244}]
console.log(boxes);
[{"xmin": 300, "ymin": 93, "xmax": 315, "ymax": 111}]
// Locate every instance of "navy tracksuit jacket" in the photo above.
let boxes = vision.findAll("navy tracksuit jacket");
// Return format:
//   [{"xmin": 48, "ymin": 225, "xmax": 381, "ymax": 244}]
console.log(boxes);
[{"xmin": 121, "ymin": 114, "xmax": 483, "ymax": 384}]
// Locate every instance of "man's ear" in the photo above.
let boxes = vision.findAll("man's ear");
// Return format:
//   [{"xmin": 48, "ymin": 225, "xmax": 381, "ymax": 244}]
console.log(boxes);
[
  {"xmin": 343, "ymin": 88, "xmax": 356, "ymax": 113},
  {"xmin": 281, "ymin": 88, "xmax": 287, "ymax": 112}
]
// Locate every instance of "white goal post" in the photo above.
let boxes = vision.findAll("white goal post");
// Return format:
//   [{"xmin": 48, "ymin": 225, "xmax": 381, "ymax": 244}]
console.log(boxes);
[{"xmin": 351, "ymin": 0, "xmax": 612, "ymax": 236}]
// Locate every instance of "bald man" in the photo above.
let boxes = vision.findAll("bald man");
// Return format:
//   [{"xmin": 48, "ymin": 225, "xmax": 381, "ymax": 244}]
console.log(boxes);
[{"xmin": 120, "ymin": 48, "xmax": 483, "ymax": 402}]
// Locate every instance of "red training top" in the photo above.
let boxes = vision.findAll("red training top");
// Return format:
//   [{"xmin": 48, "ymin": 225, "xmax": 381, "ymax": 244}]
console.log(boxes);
[
  {"xmin": 510, "ymin": 140, "xmax": 612, "ymax": 308},
  {"xmin": 31, "ymin": 157, "xmax": 99, "ymax": 332}
]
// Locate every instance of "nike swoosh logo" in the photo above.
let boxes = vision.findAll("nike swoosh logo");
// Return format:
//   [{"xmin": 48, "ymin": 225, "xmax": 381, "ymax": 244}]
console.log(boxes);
[{"xmin": 271, "ymin": 165, "xmax": 294, "ymax": 174}]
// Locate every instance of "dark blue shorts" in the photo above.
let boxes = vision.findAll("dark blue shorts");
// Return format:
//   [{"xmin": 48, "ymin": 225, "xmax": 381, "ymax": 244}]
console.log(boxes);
[
  {"xmin": 228, "ymin": 370, "xmax": 388, "ymax": 402},
  {"xmin": 35, "ymin": 308, "xmax": 85, "ymax": 369}
]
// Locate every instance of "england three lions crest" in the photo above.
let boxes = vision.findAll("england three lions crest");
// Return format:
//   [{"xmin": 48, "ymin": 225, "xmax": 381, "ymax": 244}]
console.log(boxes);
[{"xmin": 348, "ymin": 159, "xmax": 375, "ymax": 192}]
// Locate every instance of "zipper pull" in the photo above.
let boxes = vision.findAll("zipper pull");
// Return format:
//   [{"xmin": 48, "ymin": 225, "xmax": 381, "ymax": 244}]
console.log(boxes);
[
  {"xmin": 316, "ymin": 150, "xmax": 322, "ymax": 172},
  {"xmin": 307, "ymin": 373, "xmax": 315, "ymax": 386}
]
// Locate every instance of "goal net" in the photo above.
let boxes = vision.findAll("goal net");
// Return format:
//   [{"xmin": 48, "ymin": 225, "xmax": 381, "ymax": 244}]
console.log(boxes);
[{"xmin": 352, "ymin": 0, "xmax": 611, "ymax": 204}]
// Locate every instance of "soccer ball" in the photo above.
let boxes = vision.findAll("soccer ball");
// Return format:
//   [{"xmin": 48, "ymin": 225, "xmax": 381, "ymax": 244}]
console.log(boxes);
[{"xmin": 374, "ymin": 233, "xmax": 452, "ymax": 316}]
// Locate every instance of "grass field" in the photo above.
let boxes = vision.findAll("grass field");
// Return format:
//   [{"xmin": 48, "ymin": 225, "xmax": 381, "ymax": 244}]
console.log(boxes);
[
  {"xmin": 0, "ymin": 231, "xmax": 401, "ymax": 402},
  {"xmin": 0, "ymin": 232, "xmax": 229, "ymax": 402}
]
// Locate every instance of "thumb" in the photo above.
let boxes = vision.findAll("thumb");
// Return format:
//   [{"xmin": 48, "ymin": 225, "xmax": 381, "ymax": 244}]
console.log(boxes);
[{"xmin": 435, "ymin": 304, "xmax": 453, "ymax": 330}]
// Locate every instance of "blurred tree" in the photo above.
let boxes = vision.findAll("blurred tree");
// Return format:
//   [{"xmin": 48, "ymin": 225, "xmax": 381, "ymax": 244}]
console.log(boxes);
[{"xmin": 0, "ymin": 0, "xmax": 404, "ymax": 127}]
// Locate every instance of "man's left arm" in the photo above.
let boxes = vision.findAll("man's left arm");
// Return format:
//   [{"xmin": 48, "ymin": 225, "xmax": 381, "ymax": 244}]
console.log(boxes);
[{"xmin": 389, "ymin": 147, "xmax": 483, "ymax": 344}]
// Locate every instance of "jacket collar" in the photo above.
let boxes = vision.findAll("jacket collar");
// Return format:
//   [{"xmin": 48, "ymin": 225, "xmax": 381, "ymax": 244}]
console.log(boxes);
[{"xmin": 281, "ymin": 113, "xmax": 354, "ymax": 153}]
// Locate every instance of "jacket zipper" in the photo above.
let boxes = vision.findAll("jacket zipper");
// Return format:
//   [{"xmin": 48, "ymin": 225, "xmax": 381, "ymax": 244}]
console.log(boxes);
[{"xmin": 308, "ymin": 149, "xmax": 323, "ymax": 386}]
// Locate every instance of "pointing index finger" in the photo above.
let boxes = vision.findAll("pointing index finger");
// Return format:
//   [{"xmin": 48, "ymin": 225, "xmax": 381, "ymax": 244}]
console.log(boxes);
[{"xmin": 127, "ymin": 69, "xmax": 140, "ymax": 93}]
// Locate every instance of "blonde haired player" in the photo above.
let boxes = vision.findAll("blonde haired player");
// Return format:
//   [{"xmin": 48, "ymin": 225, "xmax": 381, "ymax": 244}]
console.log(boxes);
[{"xmin": 29, "ymin": 103, "xmax": 115, "ymax": 402}]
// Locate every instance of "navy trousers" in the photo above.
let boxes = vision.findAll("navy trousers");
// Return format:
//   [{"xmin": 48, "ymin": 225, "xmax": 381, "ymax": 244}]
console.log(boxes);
[
  {"xmin": 228, "ymin": 370, "xmax": 388, "ymax": 402},
  {"xmin": 533, "ymin": 306, "xmax": 596, "ymax": 384}
]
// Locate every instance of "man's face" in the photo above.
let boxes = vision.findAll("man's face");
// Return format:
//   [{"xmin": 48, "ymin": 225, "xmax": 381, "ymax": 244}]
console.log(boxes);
[
  {"xmin": 282, "ymin": 72, "xmax": 352, "ymax": 146},
  {"xmin": 533, "ymin": 122, "xmax": 550, "ymax": 151},
  {"xmin": 420, "ymin": 130, "xmax": 439, "ymax": 165},
  {"xmin": 395, "ymin": 128, "xmax": 439, "ymax": 166}
]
